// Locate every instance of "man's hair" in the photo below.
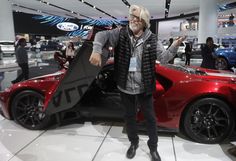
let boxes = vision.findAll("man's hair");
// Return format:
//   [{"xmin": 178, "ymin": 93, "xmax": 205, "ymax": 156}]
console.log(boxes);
[
  {"xmin": 206, "ymin": 37, "xmax": 213, "ymax": 43},
  {"xmin": 17, "ymin": 38, "xmax": 26, "ymax": 46},
  {"xmin": 129, "ymin": 5, "xmax": 150, "ymax": 28}
]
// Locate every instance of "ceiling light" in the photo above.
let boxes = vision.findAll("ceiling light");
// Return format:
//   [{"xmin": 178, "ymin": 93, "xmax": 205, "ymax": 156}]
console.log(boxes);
[{"xmin": 93, "ymin": 6, "xmax": 96, "ymax": 9}]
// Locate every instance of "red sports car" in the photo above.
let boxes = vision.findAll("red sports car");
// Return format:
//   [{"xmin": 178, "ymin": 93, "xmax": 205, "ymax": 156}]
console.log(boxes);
[{"xmin": 1, "ymin": 37, "xmax": 236, "ymax": 144}]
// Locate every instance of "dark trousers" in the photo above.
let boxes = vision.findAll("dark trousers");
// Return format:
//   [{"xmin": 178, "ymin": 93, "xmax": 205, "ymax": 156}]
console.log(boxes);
[
  {"xmin": 67, "ymin": 56, "xmax": 74, "ymax": 65},
  {"xmin": 120, "ymin": 92, "xmax": 158, "ymax": 151},
  {"xmin": 185, "ymin": 54, "xmax": 190, "ymax": 65},
  {"xmin": 12, "ymin": 63, "xmax": 29, "ymax": 83}
]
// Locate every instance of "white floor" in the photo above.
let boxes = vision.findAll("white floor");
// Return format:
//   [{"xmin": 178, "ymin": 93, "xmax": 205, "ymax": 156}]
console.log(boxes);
[{"xmin": 0, "ymin": 114, "xmax": 235, "ymax": 161}]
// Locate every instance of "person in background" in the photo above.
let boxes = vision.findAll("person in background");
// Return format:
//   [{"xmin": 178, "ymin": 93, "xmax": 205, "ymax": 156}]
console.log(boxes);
[
  {"xmin": 200, "ymin": 37, "xmax": 217, "ymax": 69},
  {"xmin": 12, "ymin": 38, "xmax": 29, "ymax": 84},
  {"xmin": 185, "ymin": 42, "xmax": 192, "ymax": 66},
  {"xmin": 89, "ymin": 4, "xmax": 185, "ymax": 161},
  {"xmin": 167, "ymin": 38, "xmax": 174, "ymax": 64},
  {"xmin": 228, "ymin": 13, "xmax": 235, "ymax": 26},
  {"xmin": 65, "ymin": 42, "xmax": 75, "ymax": 64}
]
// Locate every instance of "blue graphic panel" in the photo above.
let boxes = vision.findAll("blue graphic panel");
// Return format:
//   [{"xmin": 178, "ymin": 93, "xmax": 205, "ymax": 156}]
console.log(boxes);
[{"xmin": 32, "ymin": 16, "xmax": 127, "ymax": 37}]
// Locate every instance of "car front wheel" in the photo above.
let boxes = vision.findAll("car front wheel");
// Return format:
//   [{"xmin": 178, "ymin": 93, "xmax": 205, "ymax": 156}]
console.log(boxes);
[
  {"xmin": 11, "ymin": 90, "xmax": 50, "ymax": 130},
  {"xmin": 183, "ymin": 98, "xmax": 234, "ymax": 144}
]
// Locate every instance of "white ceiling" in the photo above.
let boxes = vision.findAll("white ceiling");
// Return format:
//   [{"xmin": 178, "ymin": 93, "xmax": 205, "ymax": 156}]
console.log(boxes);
[{"xmin": 9, "ymin": 0, "xmax": 236, "ymax": 20}]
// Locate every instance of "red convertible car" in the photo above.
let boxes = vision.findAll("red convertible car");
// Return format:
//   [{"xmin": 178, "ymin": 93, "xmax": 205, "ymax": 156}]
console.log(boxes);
[{"xmin": 1, "ymin": 32, "xmax": 236, "ymax": 144}]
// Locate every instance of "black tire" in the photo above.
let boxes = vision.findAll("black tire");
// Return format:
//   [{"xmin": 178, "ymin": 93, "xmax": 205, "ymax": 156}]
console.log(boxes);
[
  {"xmin": 215, "ymin": 57, "xmax": 228, "ymax": 70},
  {"xmin": 183, "ymin": 98, "xmax": 234, "ymax": 144},
  {"xmin": 11, "ymin": 90, "xmax": 50, "ymax": 130}
]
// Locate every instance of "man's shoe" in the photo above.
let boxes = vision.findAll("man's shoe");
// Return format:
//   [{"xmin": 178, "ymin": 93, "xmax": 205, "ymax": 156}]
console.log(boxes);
[
  {"xmin": 126, "ymin": 143, "xmax": 138, "ymax": 159},
  {"xmin": 150, "ymin": 150, "xmax": 161, "ymax": 161},
  {"xmin": 228, "ymin": 147, "xmax": 236, "ymax": 157}
]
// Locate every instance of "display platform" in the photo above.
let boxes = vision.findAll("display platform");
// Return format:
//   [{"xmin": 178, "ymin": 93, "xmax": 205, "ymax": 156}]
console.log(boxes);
[{"xmin": 0, "ymin": 115, "xmax": 235, "ymax": 161}]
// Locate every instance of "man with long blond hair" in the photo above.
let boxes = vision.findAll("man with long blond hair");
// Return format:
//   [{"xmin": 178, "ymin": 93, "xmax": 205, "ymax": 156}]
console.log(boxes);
[{"xmin": 89, "ymin": 4, "xmax": 185, "ymax": 161}]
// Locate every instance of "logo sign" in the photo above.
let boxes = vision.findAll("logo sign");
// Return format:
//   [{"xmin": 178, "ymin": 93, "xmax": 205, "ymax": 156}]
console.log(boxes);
[{"xmin": 56, "ymin": 22, "xmax": 79, "ymax": 31}]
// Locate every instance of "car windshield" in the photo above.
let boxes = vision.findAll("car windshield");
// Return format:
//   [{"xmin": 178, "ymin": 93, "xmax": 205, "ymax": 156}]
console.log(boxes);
[{"xmin": 164, "ymin": 64, "xmax": 207, "ymax": 75}]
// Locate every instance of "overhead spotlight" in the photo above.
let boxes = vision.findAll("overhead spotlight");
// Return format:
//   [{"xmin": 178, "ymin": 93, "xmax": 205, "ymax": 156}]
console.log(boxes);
[
  {"xmin": 81, "ymin": 0, "xmax": 84, "ymax": 2},
  {"xmin": 93, "ymin": 6, "xmax": 96, "ymax": 9}
]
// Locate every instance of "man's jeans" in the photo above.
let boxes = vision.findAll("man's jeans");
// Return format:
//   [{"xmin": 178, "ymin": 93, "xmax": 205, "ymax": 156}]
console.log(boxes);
[{"xmin": 120, "ymin": 92, "xmax": 158, "ymax": 151}]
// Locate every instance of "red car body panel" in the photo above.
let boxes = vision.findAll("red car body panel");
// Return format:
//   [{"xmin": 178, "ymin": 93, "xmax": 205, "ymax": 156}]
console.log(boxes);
[
  {"xmin": 1, "ymin": 47, "xmax": 236, "ymax": 136},
  {"xmin": 1, "ymin": 63, "xmax": 236, "ymax": 131},
  {"xmin": 152, "ymin": 64, "xmax": 236, "ymax": 129},
  {"xmin": 0, "ymin": 70, "xmax": 65, "ymax": 119}
]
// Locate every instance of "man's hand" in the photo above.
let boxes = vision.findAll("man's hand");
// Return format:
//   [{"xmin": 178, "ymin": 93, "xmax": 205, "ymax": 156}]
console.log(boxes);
[
  {"xmin": 175, "ymin": 36, "xmax": 187, "ymax": 46},
  {"xmin": 89, "ymin": 52, "xmax": 102, "ymax": 66}
]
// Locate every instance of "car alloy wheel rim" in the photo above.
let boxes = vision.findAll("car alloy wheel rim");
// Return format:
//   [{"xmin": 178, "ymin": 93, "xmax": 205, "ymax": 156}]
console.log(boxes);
[
  {"xmin": 15, "ymin": 95, "xmax": 45, "ymax": 128},
  {"xmin": 215, "ymin": 58, "xmax": 227, "ymax": 70},
  {"xmin": 190, "ymin": 103, "xmax": 229, "ymax": 141}
]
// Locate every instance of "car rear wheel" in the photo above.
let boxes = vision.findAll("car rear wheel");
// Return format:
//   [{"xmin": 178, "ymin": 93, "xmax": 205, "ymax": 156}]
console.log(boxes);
[
  {"xmin": 183, "ymin": 98, "xmax": 234, "ymax": 144},
  {"xmin": 11, "ymin": 90, "xmax": 50, "ymax": 130},
  {"xmin": 215, "ymin": 57, "xmax": 228, "ymax": 70}
]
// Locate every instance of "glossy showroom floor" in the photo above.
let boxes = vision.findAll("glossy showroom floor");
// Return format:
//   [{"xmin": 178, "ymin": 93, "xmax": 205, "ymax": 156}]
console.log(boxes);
[{"xmin": 0, "ymin": 54, "xmax": 236, "ymax": 161}]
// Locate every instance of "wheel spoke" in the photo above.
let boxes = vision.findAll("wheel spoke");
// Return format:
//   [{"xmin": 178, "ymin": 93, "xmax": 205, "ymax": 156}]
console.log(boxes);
[
  {"xmin": 20, "ymin": 114, "xmax": 30, "ymax": 124},
  {"xmin": 30, "ymin": 117, "xmax": 36, "ymax": 127},
  {"xmin": 16, "ymin": 113, "xmax": 27, "ymax": 120},
  {"xmin": 213, "ymin": 108, "xmax": 220, "ymax": 116},
  {"xmin": 15, "ymin": 106, "xmax": 26, "ymax": 112},
  {"xmin": 26, "ymin": 95, "xmax": 31, "ymax": 106},
  {"xmin": 207, "ymin": 128, "xmax": 212, "ymax": 138},
  {"xmin": 191, "ymin": 123, "xmax": 204, "ymax": 134},
  {"xmin": 32, "ymin": 96, "xmax": 37, "ymax": 106},
  {"xmin": 211, "ymin": 126, "xmax": 219, "ymax": 137},
  {"xmin": 18, "ymin": 101, "xmax": 27, "ymax": 108},
  {"xmin": 207, "ymin": 105, "xmax": 213, "ymax": 115},
  {"xmin": 215, "ymin": 117, "xmax": 228, "ymax": 122},
  {"xmin": 34, "ymin": 115, "xmax": 42, "ymax": 123},
  {"xmin": 215, "ymin": 121, "xmax": 226, "ymax": 127}
]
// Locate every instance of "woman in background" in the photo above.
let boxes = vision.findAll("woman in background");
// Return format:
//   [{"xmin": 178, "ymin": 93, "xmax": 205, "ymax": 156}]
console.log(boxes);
[
  {"xmin": 200, "ymin": 37, "xmax": 217, "ymax": 69},
  {"xmin": 185, "ymin": 42, "xmax": 192, "ymax": 66},
  {"xmin": 65, "ymin": 42, "xmax": 75, "ymax": 64}
]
